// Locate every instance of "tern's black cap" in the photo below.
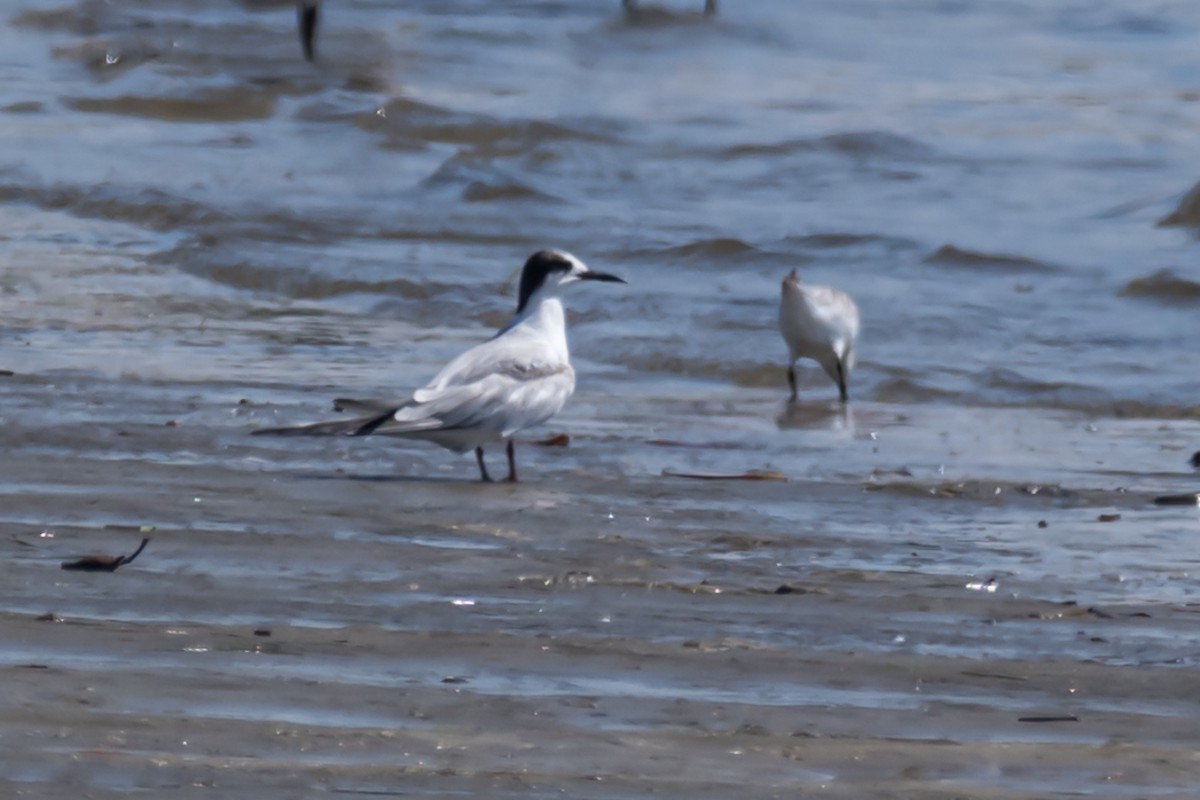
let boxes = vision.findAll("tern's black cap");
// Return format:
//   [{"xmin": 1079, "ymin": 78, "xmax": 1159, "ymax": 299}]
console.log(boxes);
[
  {"xmin": 516, "ymin": 250, "xmax": 624, "ymax": 314},
  {"xmin": 517, "ymin": 250, "xmax": 577, "ymax": 313}
]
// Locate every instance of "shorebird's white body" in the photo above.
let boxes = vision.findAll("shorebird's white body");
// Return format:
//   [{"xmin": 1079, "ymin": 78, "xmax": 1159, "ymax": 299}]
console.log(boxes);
[{"xmin": 778, "ymin": 270, "xmax": 859, "ymax": 403}]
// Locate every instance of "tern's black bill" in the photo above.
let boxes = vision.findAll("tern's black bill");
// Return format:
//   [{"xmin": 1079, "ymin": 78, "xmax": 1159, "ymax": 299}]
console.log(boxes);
[{"xmin": 579, "ymin": 270, "xmax": 626, "ymax": 284}]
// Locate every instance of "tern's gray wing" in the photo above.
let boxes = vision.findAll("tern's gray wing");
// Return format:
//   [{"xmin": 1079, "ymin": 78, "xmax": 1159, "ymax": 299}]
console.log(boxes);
[
  {"xmin": 368, "ymin": 359, "xmax": 575, "ymax": 438},
  {"xmin": 410, "ymin": 326, "xmax": 563, "ymax": 397}
]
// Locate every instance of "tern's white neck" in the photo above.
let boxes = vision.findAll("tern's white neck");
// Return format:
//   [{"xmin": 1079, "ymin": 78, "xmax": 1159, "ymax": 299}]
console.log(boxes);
[
  {"xmin": 502, "ymin": 288, "xmax": 569, "ymax": 354},
  {"xmin": 517, "ymin": 292, "xmax": 565, "ymax": 332}
]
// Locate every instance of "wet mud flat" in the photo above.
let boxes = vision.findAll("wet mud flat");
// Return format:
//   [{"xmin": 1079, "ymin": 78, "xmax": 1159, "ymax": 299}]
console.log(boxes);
[
  {"xmin": 3, "ymin": 371, "xmax": 1200, "ymax": 799},
  {"xmin": 4, "ymin": 613, "xmax": 1200, "ymax": 800}
]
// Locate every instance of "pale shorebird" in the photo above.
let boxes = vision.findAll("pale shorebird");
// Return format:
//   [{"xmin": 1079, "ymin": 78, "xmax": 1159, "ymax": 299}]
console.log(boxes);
[
  {"xmin": 254, "ymin": 250, "xmax": 626, "ymax": 482},
  {"xmin": 778, "ymin": 270, "xmax": 860, "ymax": 403}
]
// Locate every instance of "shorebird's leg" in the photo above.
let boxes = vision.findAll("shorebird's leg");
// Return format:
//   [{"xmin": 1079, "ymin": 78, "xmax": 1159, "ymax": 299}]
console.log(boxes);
[
  {"xmin": 787, "ymin": 365, "xmax": 798, "ymax": 400},
  {"xmin": 297, "ymin": 2, "xmax": 319, "ymax": 62},
  {"xmin": 505, "ymin": 440, "xmax": 519, "ymax": 483},
  {"xmin": 836, "ymin": 360, "xmax": 848, "ymax": 404},
  {"xmin": 704, "ymin": 0, "xmax": 716, "ymax": 15},
  {"xmin": 475, "ymin": 447, "xmax": 494, "ymax": 482}
]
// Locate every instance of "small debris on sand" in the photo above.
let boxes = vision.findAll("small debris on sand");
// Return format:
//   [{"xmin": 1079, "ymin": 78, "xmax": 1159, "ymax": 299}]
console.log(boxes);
[
  {"xmin": 532, "ymin": 433, "xmax": 570, "ymax": 447},
  {"xmin": 662, "ymin": 469, "xmax": 788, "ymax": 481},
  {"xmin": 61, "ymin": 538, "xmax": 149, "ymax": 572}
]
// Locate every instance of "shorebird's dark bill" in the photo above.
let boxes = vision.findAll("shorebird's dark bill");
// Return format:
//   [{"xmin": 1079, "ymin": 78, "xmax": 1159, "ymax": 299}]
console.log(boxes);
[{"xmin": 580, "ymin": 270, "xmax": 626, "ymax": 284}]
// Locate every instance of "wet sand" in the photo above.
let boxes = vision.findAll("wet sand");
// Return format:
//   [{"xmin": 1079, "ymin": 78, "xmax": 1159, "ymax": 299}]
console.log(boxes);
[
  {"xmin": 4, "ymin": 366, "xmax": 1200, "ymax": 798},
  {"xmin": 6, "ymin": 614, "xmax": 1200, "ymax": 799}
]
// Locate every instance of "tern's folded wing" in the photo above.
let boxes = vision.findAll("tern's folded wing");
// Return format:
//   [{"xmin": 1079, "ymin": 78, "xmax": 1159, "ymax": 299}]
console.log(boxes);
[
  {"xmin": 369, "ymin": 361, "xmax": 575, "ymax": 437},
  {"xmin": 415, "ymin": 331, "xmax": 565, "ymax": 395}
]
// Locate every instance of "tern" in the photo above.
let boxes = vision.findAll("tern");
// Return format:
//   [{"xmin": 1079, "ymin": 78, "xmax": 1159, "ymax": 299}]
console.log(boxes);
[
  {"xmin": 778, "ymin": 270, "xmax": 860, "ymax": 403},
  {"xmin": 254, "ymin": 250, "xmax": 626, "ymax": 482}
]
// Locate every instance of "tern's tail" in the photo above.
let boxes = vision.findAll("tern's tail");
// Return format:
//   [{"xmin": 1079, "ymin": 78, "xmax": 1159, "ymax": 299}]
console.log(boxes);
[
  {"xmin": 332, "ymin": 397, "xmax": 398, "ymax": 414},
  {"xmin": 253, "ymin": 408, "xmax": 396, "ymax": 438}
]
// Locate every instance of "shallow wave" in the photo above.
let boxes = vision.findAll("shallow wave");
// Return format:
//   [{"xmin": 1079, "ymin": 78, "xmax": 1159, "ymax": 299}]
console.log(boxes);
[
  {"xmin": 978, "ymin": 367, "xmax": 1103, "ymax": 399},
  {"xmin": 0, "ymin": 178, "xmax": 373, "ymax": 251},
  {"xmin": 181, "ymin": 258, "xmax": 433, "ymax": 301},
  {"xmin": 65, "ymin": 87, "xmax": 277, "ymax": 123},
  {"xmin": 609, "ymin": 231, "xmax": 915, "ymax": 271},
  {"xmin": 923, "ymin": 244, "xmax": 1061, "ymax": 274},
  {"xmin": 461, "ymin": 180, "xmax": 555, "ymax": 203},
  {"xmin": 623, "ymin": 237, "xmax": 776, "ymax": 263},
  {"xmin": 361, "ymin": 97, "xmax": 620, "ymax": 152},
  {"xmin": 422, "ymin": 157, "xmax": 558, "ymax": 204},
  {"xmin": 875, "ymin": 370, "xmax": 1200, "ymax": 420},
  {"xmin": 603, "ymin": 354, "xmax": 1190, "ymax": 419},
  {"xmin": 0, "ymin": 181, "xmax": 228, "ymax": 233},
  {"xmin": 1119, "ymin": 268, "xmax": 1200, "ymax": 305},
  {"xmin": 1, "ymin": 176, "xmax": 530, "ymax": 251},
  {"xmin": 1158, "ymin": 180, "xmax": 1200, "ymax": 227},
  {"xmin": 864, "ymin": 478, "xmax": 1138, "ymax": 508},
  {"xmin": 11, "ymin": 5, "xmax": 103, "ymax": 34},
  {"xmin": 784, "ymin": 232, "xmax": 918, "ymax": 252},
  {"xmin": 871, "ymin": 377, "xmax": 961, "ymax": 404},
  {"xmin": 618, "ymin": 352, "xmax": 781, "ymax": 388},
  {"xmin": 721, "ymin": 131, "xmax": 932, "ymax": 160},
  {"xmin": 51, "ymin": 38, "xmax": 164, "ymax": 80},
  {"xmin": 614, "ymin": 4, "xmax": 720, "ymax": 28}
]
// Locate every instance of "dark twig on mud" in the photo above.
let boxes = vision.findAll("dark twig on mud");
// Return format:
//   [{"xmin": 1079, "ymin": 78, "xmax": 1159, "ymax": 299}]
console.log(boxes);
[{"xmin": 61, "ymin": 538, "xmax": 150, "ymax": 572}]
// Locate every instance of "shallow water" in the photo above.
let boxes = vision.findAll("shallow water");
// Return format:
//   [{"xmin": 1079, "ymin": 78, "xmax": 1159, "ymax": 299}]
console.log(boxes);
[{"xmin": 2, "ymin": 1, "xmax": 1200, "ymax": 797}]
